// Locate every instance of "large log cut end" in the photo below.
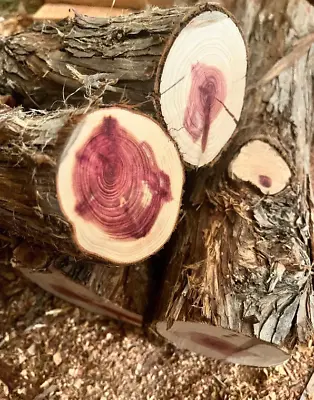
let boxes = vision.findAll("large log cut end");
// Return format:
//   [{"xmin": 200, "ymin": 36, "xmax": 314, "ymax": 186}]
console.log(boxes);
[
  {"xmin": 153, "ymin": 0, "xmax": 314, "ymax": 367},
  {"xmin": 154, "ymin": 4, "xmax": 247, "ymax": 167},
  {"xmin": 57, "ymin": 107, "xmax": 184, "ymax": 264}
]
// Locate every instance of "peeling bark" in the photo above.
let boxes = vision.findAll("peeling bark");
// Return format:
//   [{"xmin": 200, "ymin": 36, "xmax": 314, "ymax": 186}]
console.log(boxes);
[
  {"xmin": 0, "ymin": 7, "xmax": 196, "ymax": 111},
  {"xmin": 0, "ymin": 106, "xmax": 85, "ymax": 255}
]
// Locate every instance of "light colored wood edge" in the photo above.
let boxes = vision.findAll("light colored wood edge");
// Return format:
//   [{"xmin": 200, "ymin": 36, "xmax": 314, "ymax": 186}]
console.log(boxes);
[
  {"xmin": 33, "ymin": 4, "xmax": 130, "ymax": 19},
  {"xmin": 45, "ymin": 0, "xmax": 175, "ymax": 10}
]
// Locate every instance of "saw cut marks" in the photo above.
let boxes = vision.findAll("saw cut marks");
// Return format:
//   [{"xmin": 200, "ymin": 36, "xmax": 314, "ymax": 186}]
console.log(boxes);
[
  {"xmin": 157, "ymin": 6, "xmax": 247, "ymax": 167},
  {"xmin": 229, "ymin": 140, "xmax": 291, "ymax": 195},
  {"xmin": 57, "ymin": 107, "xmax": 184, "ymax": 264}
]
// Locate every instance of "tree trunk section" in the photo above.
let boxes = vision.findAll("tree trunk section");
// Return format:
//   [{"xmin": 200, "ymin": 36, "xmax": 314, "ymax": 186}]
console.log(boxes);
[
  {"xmin": 153, "ymin": 0, "xmax": 314, "ymax": 367},
  {"xmin": 0, "ymin": 106, "xmax": 89, "ymax": 255},
  {"xmin": 0, "ymin": 6, "xmax": 195, "ymax": 111}
]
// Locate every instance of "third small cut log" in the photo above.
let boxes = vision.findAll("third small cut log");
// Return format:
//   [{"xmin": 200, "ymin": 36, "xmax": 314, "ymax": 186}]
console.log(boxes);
[
  {"xmin": 152, "ymin": 0, "xmax": 314, "ymax": 367},
  {"xmin": 11, "ymin": 241, "xmax": 149, "ymax": 326}
]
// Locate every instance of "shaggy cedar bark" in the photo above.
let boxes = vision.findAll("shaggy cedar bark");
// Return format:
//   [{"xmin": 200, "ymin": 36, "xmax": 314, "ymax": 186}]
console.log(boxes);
[
  {"xmin": 0, "ymin": 5, "xmax": 213, "ymax": 111},
  {"xmin": 153, "ymin": 0, "xmax": 314, "ymax": 366},
  {"xmin": 0, "ymin": 106, "xmax": 88, "ymax": 255}
]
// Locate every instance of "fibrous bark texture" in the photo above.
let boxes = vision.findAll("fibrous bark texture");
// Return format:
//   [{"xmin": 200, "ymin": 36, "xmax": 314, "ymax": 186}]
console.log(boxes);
[
  {"xmin": 153, "ymin": 0, "xmax": 314, "ymax": 367},
  {"xmin": 0, "ymin": 106, "xmax": 87, "ymax": 256},
  {"xmin": 0, "ymin": 6, "xmax": 200, "ymax": 111}
]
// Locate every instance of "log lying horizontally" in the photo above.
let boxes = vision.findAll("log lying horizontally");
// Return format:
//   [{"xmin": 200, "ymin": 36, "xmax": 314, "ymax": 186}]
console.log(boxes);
[
  {"xmin": 0, "ymin": 105, "xmax": 183, "ymax": 264},
  {"xmin": 9, "ymin": 241, "xmax": 149, "ymax": 326},
  {"xmin": 57, "ymin": 107, "xmax": 184, "ymax": 264},
  {"xmin": 152, "ymin": 0, "xmax": 314, "ymax": 367},
  {"xmin": 0, "ymin": 3, "xmax": 244, "ymax": 126}
]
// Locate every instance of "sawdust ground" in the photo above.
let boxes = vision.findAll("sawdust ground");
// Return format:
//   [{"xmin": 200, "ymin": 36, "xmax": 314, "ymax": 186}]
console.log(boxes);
[{"xmin": 0, "ymin": 269, "xmax": 314, "ymax": 400}]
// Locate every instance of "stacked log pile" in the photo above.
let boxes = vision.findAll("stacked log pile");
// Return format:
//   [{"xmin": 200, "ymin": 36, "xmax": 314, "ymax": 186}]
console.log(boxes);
[{"xmin": 0, "ymin": 0, "xmax": 313, "ymax": 368}]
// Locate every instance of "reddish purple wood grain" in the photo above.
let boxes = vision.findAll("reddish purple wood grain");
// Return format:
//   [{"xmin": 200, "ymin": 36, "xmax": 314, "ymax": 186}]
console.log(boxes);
[
  {"xmin": 73, "ymin": 116, "xmax": 172, "ymax": 240},
  {"xmin": 184, "ymin": 63, "xmax": 227, "ymax": 153}
]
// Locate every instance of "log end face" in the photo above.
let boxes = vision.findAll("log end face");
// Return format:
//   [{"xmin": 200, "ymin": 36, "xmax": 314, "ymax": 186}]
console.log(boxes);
[
  {"xmin": 156, "ymin": 321, "xmax": 290, "ymax": 367},
  {"xmin": 229, "ymin": 140, "xmax": 292, "ymax": 195},
  {"xmin": 56, "ymin": 107, "xmax": 184, "ymax": 264},
  {"xmin": 157, "ymin": 8, "xmax": 247, "ymax": 167}
]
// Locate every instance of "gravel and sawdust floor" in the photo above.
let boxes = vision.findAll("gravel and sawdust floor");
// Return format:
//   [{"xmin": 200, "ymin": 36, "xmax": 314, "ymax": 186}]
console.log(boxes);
[{"xmin": 0, "ymin": 267, "xmax": 314, "ymax": 400}]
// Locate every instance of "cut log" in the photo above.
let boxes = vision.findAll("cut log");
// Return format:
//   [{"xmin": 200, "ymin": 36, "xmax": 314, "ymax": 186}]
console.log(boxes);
[
  {"xmin": 0, "ymin": 4, "xmax": 239, "ymax": 116},
  {"xmin": 10, "ymin": 241, "xmax": 149, "ymax": 326},
  {"xmin": 152, "ymin": 0, "xmax": 314, "ymax": 367},
  {"xmin": 154, "ymin": 5, "xmax": 247, "ymax": 167},
  {"xmin": 0, "ymin": 105, "xmax": 183, "ymax": 264},
  {"xmin": 56, "ymin": 107, "xmax": 184, "ymax": 264},
  {"xmin": 229, "ymin": 140, "xmax": 292, "ymax": 195}
]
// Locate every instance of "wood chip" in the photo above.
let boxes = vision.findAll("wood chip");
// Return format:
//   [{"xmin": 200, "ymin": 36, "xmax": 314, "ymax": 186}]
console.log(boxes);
[{"xmin": 53, "ymin": 352, "xmax": 63, "ymax": 366}]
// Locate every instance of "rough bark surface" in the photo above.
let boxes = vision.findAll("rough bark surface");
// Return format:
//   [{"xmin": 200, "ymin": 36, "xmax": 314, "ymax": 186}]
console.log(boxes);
[
  {"xmin": 0, "ymin": 7, "xmax": 193, "ymax": 111},
  {"xmin": 154, "ymin": 0, "xmax": 314, "ymax": 350},
  {"xmin": 0, "ymin": 106, "xmax": 88, "ymax": 256}
]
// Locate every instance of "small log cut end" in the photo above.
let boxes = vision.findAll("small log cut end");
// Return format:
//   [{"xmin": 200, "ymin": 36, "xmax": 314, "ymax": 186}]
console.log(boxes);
[
  {"xmin": 229, "ymin": 140, "xmax": 292, "ymax": 195},
  {"xmin": 56, "ymin": 107, "xmax": 184, "ymax": 264},
  {"xmin": 155, "ymin": 4, "xmax": 247, "ymax": 167}
]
